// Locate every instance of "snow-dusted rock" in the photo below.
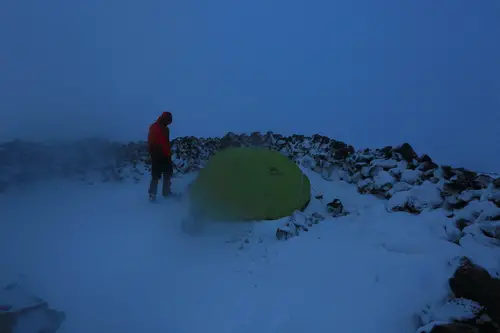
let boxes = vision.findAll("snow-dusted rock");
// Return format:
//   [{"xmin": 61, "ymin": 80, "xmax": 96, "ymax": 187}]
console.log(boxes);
[
  {"xmin": 416, "ymin": 321, "xmax": 479, "ymax": 333},
  {"xmin": 0, "ymin": 283, "xmax": 65, "ymax": 333},
  {"xmin": 386, "ymin": 181, "xmax": 413, "ymax": 198},
  {"xmin": 449, "ymin": 257, "xmax": 500, "ymax": 324},
  {"xmin": 393, "ymin": 142, "xmax": 418, "ymax": 162},
  {"xmin": 370, "ymin": 158, "xmax": 399, "ymax": 170},
  {"xmin": 275, "ymin": 211, "xmax": 325, "ymax": 240},
  {"xmin": 326, "ymin": 199, "xmax": 348, "ymax": 217},
  {"xmin": 401, "ymin": 169, "xmax": 423, "ymax": 185},
  {"xmin": 373, "ymin": 170, "xmax": 395, "ymax": 188},
  {"xmin": 386, "ymin": 181, "xmax": 444, "ymax": 214},
  {"xmin": 486, "ymin": 190, "xmax": 500, "ymax": 207},
  {"xmin": 454, "ymin": 200, "xmax": 500, "ymax": 224},
  {"xmin": 420, "ymin": 298, "xmax": 482, "ymax": 325},
  {"xmin": 461, "ymin": 222, "xmax": 500, "ymax": 248},
  {"xmin": 457, "ymin": 190, "xmax": 483, "ymax": 203}
]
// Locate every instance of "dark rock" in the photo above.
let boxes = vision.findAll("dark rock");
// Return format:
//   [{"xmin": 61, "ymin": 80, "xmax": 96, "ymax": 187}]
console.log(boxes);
[
  {"xmin": 393, "ymin": 143, "xmax": 417, "ymax": 162},
  {"xmin": 329, "ymin": 139, "xmax": 348, "ymax": 151},
  {"xmin": 446, "ymin": 196, "xmax": 470, "ymax": 210},
  {"xmin": 219, "ymin": 132, "xmax": 241, "ymax": 149},
  {"xmin": 442, "ymin": 166, "xmax": 455, "ymax": 180},
  {"xmin": 443, "ymin": 181, "xmax": 469, "ymax": 195},
  {"xmin": 455, "ymin": 168, "xmax": 478, "ymax": 181},
  {"xmin": 312, "ymin": 134, "xmax": 330, "ymax": 145},
  {"xmin": 327, "ymin": 199, "xmax": 348, "ymax": 217},
  {"xmin": 456, "ymin": 219, "xmax": 473, "ymax": 231},
  {"xmin": 420, "ymin": 161, "xmax": 439, "ymax": 172},
  {"xmin": 474, "ymin": 175, "xmax": 493, "ymax": 189},
  {"xmin": 494, "ymin": 178, "xmax": 500, "ymax": 189},
  {"xmin": 333, "ymin": 147, "xmax": 353, "ymax": 160},
  {"xmin": 249, "ymin": 132, "xmax": 264, "ymax": 146},
  {"xmin": 381, "ymin": 146, "xmax": 393, "ymax": 158},
  {"xmin": 420, "ymin": 154, "xmax": 433, "ymax": 163},
  {"xmin": 276, "ymin": 227, "xmax": 293, "ymax": 240},
  {"xmin": 0, "ymin": 296, "xmax": 65, "ymax": 333},
  {"xmin": 449, "ymin": 257, "xmax": 500, "ymax": 323}
]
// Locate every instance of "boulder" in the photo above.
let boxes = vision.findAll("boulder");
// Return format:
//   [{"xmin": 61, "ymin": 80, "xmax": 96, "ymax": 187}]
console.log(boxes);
[
  {"xmin": 449, "ymin": 257, "xmax": 500, "ymax": 324},
  {"xmin": 393, "ymin": 142, "xmax": 418, "ymax": 162},
  {"xmin": 0, "ymin": 283, "xmax": 65, "ymax": 333}
]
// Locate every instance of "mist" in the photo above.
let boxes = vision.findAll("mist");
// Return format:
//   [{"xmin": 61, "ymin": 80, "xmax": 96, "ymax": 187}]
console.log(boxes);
[{"xmin": 1, "ymin": 0, "xmax": 499, "ymax": 172}]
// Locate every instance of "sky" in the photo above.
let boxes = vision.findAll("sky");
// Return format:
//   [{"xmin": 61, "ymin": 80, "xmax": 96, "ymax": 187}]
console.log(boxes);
[{"xmin": 0, "ymin": 0, "xmax": 499, "ymax": 172}]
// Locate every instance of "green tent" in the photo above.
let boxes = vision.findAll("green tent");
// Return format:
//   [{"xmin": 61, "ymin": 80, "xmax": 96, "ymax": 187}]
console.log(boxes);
[{"xmin": 187, "ymin": 147, "xmax": 311, "ymax": 221}]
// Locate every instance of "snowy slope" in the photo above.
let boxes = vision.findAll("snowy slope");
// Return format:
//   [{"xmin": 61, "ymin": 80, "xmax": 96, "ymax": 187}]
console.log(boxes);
[{"xmin": 1, "ymin": 133, "xmax": 500, "ymax": 333}]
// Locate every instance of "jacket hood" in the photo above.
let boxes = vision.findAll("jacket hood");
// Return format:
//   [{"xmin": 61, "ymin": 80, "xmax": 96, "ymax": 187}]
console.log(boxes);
[{"xmin": 157, "ymin": 111, "xmax": 172, "ymax": 125}]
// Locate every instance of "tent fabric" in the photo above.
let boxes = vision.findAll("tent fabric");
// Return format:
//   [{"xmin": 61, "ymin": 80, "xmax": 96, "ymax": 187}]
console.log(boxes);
[{"xmin": 188, "ymin": 147, "xmax": 311, "ymax": 221}]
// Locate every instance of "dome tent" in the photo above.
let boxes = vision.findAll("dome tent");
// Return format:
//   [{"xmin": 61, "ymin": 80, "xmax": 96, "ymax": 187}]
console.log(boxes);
[{"xmin": 188, "ymin": 147, "xmax": 311, "ymax": 221}]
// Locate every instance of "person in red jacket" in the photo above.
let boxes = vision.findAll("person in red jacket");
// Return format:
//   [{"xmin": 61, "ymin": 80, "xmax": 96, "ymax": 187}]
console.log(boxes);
[{"xmin": 147, "ymin": 111, "xmax": 173, "ymax": 201}]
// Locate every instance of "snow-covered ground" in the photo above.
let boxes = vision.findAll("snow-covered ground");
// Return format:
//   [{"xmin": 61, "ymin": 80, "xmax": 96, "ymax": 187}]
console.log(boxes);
[{"xmin": 2, "ymin": 167, "xmax": 498, "ymax": 333}]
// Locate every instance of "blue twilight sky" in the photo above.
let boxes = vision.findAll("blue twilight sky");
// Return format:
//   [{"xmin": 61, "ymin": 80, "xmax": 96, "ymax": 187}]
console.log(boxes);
[{"xmin": 0, "ymin": 0, "xmax": 499, "ymax": 172}]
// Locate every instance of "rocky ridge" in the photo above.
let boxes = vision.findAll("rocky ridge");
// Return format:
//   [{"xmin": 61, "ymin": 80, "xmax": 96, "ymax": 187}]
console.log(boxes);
[{"xmin": 1, "ymin": 131, "xmax": 499, "ymax": 333}]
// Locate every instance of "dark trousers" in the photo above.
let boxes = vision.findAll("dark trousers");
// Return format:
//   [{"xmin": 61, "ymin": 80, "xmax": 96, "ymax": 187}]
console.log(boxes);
[{"xmin": 148, "ymin": 156, "xmax": 173, "ymax": 196}]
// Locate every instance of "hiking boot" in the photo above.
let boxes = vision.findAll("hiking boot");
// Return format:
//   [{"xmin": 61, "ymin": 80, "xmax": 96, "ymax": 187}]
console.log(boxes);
[{"xmin": 149, "ymin": 193, "xmax": 157, "ymax": 202}]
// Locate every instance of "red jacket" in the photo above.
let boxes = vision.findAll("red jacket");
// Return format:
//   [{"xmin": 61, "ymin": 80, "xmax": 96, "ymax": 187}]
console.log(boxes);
[{"xmin": 148, "ymin": 113, "xmax": 172, "ymax": 157}]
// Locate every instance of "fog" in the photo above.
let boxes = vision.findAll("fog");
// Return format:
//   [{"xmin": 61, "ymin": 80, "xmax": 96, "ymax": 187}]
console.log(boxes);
[{"xmin": 1, "ymin": 0, "xmax": 499, "ymax": 172}]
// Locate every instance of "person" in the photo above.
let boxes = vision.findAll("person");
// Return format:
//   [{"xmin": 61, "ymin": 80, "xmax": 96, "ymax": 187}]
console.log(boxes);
[{"xmin": 147, "ymin": 111, "xmax": 173, "ymax": 201}]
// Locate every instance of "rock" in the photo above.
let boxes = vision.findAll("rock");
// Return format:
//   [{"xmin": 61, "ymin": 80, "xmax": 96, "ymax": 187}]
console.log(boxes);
[
  {"xmin": 420, "ymin": 154, "xmax": 433, "ymax": 163},
  {"xmin": 330, "ymin": 140, "xmax": 347, "ymax": 151},
  {"xmin": 458, "ymin": 190, "xmax": 483, "ymax": 204},
  {"xmin": 370, "ymin": 158, "xmax": 399, "ymax": 170},
  {"xmin": 443, "ymin": 181, "xmax": 469, "ymax": 195},
  {"xmin": 327, "ymin": 199, "xmax": 348, "ymax": 217},
  {"xmin": 333, "ymin": 146, "xmax": 354, "ymax": 160},
  {"xmin": 473, "ymin": 175, "xmax": 493, "ymax": 190},
  {"xmin": 219, "ymin": 132, "xmax": 241, "ymax": 149},
  {"xmin": 419, "ymin": 298, "xmax": 483, "ymax": 327},
  {"xmin": 393, "ymin": 142, "xmax": 418, "ymax": 162},
  {"xmin": 386, "ymin": 181, "xmax": 444, "ymax": 214},
  {"xmin": 494, "ymin": 178, "xmax": 500, "ymax": 189},
  {"xmin": 419, "ymin": 161, "xmax": 439, "ymax": 173},
  {"xmin": 401, "ymin": 169, "xmax": 423, "ymax": 185},
  {"xmin": 454, "ymin": 200, "xmax": 500, "ymax": 224},
  {"xmin": 417, "ymin": 322, "xmax": 480, "ymax": 333},
  {"xmin": 456, "ymin": 219, "xmax": 473, "ymax": 231},
  {"xmin": 442, "ymin": 166, "xmax": 455, "ymax": 180},
  {"xmin": 455, "ymin": 168, "xmax": 478, "ymax": 182},
  {"xmin": 487, "ymin": 191, "xmax": 500, "ymax": 208},
  {"xmin": 449, "ymin": 257, "xmax": 500, "ymax": 323},
  {"xmin": 381, "ymin": 145, "xmax": 393, "ymax": 158},
  {"xmin": 478, "ymin": 221, "xmax": 500, "ymax": 241},
  {"xmin": 372, "ymin": 170, "xmax": 395, "ymax": 191},
  {"xmin": 384, "ymin": 182, "xmax": 415, "ymax": 198},
  {"xmin": 0, "ymin": 284, "xmax": 66, "ymax": 333},
  {"xmin": 446, "ymin": 196, "xmax": 470, "ymax": 210},
  {"xmin": 417, "ymin": 154, "xmax": 439, "ymax": 172},
  {"xmin": 276, "ymin": 212, "xmax": 324, "ymax": 240},
  {"xmin": 311, "ymin": 134, "xmax": 330, "ymax": 145}
]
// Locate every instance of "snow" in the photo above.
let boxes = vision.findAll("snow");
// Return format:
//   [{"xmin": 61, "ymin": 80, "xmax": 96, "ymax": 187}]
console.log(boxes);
[{"xmin": 0, "ymin": 169, "xmax": 498, "ymax": 333}]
